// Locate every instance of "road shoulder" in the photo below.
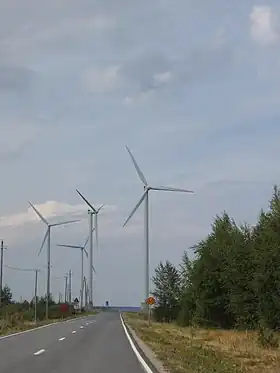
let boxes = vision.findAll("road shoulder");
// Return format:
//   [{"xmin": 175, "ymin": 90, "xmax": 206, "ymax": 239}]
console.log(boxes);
[{"xmin": 121, "ymin": 313, "xmax": 169, "ymax": 373}]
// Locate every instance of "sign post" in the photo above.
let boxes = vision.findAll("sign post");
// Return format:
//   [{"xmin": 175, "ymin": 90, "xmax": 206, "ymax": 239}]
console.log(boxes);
[
  {"xmin": 74, "ymin": 297, "xmax": 79, "ymax": 311},
  {"xmin": 146, "ymin": 296, "xmax": 155, "ymax": 325}
]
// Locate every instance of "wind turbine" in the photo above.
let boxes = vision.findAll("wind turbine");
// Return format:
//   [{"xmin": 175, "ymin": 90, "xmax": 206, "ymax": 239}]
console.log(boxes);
[
  {"xmin": 57, "ymin": 228, "xmax": 96, "ymax": 309},
  {"xmin": 123, "ymin": 146, "xmax": 194, "ymax": 310},
  {"xmin": 28, "ymin": 201, "xmax": 80, "ymax": 319},
  {"xmin": 76, "ymin": 189, "xmax": 104, "ymax": 308}
]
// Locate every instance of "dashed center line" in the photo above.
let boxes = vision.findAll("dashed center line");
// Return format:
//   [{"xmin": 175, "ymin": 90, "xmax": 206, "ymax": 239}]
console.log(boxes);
[
  {"xmin": 80, "ymin": 326, "xmax": 84, "ymax": 329},
  {"xmin": 72, "ymin": 330, "xmax": 76, "ymax": 334},
  {"xmin": 34, "ymin": 349, "xmax": 45, "ymax": 356},
  {"xmin": 58, "ymin": 337, "xmax": 66, "ymax": 341}
]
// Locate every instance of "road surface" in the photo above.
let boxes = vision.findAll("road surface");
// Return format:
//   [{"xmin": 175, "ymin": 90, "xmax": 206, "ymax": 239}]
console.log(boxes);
[{"xmin": 0, "ymin": 311, "xmax": 145, "ymax": 373}]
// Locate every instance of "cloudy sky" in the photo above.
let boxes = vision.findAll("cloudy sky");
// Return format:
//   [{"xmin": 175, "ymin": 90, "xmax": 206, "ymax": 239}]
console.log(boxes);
[{"xmin": 0, "ymin": 0, "xmax": 279, "ymax": 305}]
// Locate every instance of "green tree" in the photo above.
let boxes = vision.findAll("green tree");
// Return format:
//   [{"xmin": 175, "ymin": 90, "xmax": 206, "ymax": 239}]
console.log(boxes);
[
  {"xmin": 153, "ymin": 184, "xmax": 280, "ymax": 332},
  {"xmin": 152, "ymin": 261, "xmax": 181, "ymax": 322},
  {"xmin": 1, "ymin": 285, "xmax": 12, "ymax": 305}
]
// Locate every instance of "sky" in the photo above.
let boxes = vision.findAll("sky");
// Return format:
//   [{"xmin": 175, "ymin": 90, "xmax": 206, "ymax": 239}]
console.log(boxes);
[{"xmin": 0, "ymin": 0, "xmax": 279, "ymax": 306}]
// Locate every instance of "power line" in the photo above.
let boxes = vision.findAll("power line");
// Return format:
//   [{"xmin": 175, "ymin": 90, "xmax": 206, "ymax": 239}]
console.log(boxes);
[{"xmin": 4, "ymin": 265, "xmax": 39, "ymax": 273}]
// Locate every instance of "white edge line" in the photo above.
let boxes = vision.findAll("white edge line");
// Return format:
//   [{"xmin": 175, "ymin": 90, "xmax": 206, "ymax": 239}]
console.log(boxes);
[
  {"xmin": 120, "ymin": 313, "xmax": 153, "ymax": 373},
  {"xmin": 34, "ymin": 349, "xmax": 46, "ymax": 356},
  {"xmin": 0, "ymin": 315, "xmax": 87, "ymax": 341}
]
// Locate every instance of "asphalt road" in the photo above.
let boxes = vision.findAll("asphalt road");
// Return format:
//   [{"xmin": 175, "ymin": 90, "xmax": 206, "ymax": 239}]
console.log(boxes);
[{"xmin": 0, "ymin": 311, "xmax": 145, "ymax": 373}]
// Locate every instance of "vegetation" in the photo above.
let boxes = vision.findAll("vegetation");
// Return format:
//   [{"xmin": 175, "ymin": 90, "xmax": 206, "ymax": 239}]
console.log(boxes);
[
  {"xmin": 153, "ymin": 185, "xmax": 280, "ymax": 333},
  {"xmin": 124, "ymin": 312, "xmax": 280, "ymax": 373},
  {"xmin": 125, "ymin": 185, "xmax": 280, "ymax": 372},
  {"xmin": 0, "ymin": 288, "xmax": 88, "ymax": 335}
]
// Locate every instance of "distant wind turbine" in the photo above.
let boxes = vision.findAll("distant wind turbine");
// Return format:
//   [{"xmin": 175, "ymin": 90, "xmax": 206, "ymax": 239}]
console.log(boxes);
[
  {"xmin": 76, "ymin": 189, "xmax": 104, "ymax": 308},
  {"xmin": 57, "ymin": 228, "xmax": 96, "ymax": 309},
  {"xmin": 123, "ymin": 146, "xmax": 194, "ymax": 310},
  {"xmin": 28, "ymin": 201, "xmax": 80, "ymax": 319}
]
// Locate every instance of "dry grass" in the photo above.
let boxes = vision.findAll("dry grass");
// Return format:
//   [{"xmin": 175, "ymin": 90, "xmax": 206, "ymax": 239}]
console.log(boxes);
[
  {"xmin": 0, "ymin": 317, "xmax": 67, "ymax": 336},
  {"xmin": 0, "ymin": 311, "xmax": 97, "ymax": 336},
  {"xmin": 123, "ymin": 312, "xmax": 280, "ymax": 373}
]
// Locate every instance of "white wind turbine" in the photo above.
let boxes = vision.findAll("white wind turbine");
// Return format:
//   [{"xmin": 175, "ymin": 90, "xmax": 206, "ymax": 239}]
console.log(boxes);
[
  {"xmin": 123, "ymin": 146, "xmax": 194, "ymax": 309},
  {"xmin": 57, "ymin": 228, "xmax": 96, "ymax": 309},
  {"xmin": 28, "ymin": 201, "xmax": 80, "ymax": 319},
  {"xmin": 75, "ymin": 189, "xmax": 104, "ymax": 308}
]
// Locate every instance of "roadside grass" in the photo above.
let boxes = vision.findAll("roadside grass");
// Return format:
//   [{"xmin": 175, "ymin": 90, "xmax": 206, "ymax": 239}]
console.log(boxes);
[
  {"xmin": 0, "ymin": 310, "xmax": 98, "ymax": 336},
  {"xmin": 123, "ymin": 312, "xmax": 280, "ymax": 373}
]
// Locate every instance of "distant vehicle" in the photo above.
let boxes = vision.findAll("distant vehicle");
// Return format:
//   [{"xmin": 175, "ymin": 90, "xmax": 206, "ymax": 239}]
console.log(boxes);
[{"xmin": 105, "ymin": 300, "xmax": 109, "ymax": 307}]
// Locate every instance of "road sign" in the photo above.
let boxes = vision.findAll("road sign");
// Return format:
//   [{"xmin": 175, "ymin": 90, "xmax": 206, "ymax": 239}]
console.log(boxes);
[
  {"xmin": 74, "ymin": 297, "xmax": 79, "ymax": 303},
  {"xmin": 146, "ymin": 296, "xmax": 155, "ymax": 305}
]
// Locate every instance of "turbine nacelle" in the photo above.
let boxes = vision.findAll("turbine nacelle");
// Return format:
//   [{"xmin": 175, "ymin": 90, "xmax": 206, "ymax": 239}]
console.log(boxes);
[
  {"xmin": 56, "ymin": 227, "xmax": 96, "ymax": 273},
  {"xmin": 28, "ymin": 201, "xmax": 80, "ymax": 256},
  {"xmin": 123, "ymin": 146, "xmax": 194, "ymax": 228},
  {"xmin": 76, "ymin": 189, "xmax": 104, "ymax": 251}
]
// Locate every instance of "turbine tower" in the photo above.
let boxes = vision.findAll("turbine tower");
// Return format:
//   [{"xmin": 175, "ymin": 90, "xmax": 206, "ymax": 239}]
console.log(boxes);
[
  {"xmin": 123, "ymin": 146, "xmax": 194, "ymax": 310},
  {"xmin": 57, "ymin": 228, "xmax": 96, "ymax": 309},
  {"xmin": 76, "ymin": 189, "xmax": 104, "ymax": 308},
  {"xmin": 28, "ymin": 201, "xmax": 80, "ymax": 319}
]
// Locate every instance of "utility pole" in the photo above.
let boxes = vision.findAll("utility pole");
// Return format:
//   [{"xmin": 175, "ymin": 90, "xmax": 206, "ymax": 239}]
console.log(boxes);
[
  {"xmin": 64, "ymin": 274, "xmax": 68, "ymax": 303},
  {"xmin": 34, "ymin": 269, "xmax": 39, "ymax": 324},
  {"xmin": 0, "ymin": 240, "xmax": 3, "ymax": 308},
  {"xmin": 83, "ymin": 276, "xmax": 87, "ymax": 308},
  {"xmin": 68, "ymin": 270, "xmax": 72, "ymax": 304},
  {"xmin": 0, "ymin": 240, "xmax": 7, "ymax": 308}
]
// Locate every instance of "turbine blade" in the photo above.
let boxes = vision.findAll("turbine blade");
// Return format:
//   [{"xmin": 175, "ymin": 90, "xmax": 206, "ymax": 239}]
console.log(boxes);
[
  {"xmin": 83, "ymin": 227, "xmax": 95, "ymax": 249},
  {"xmin": 76, "ymin": 189, "xmax": 97, "ymax": 212},
  {"xmin": 51, "ymin": 219, "xmax": 80, "ymax": 227},
  {"xmin": 84, "ymin": 248, "xmax": 89, "ymax": 258},
  {"xmin": 97, "ymin": 204, "xmax": 104, "ymax": 213},
  {"xmin": 38, "ymin": 229, "xmax": 49, "ymax": 256},
  {"xmin": 57, "ymin": 244, "xmax": 82, "ymax": 249},
  {"xmin": 92, "ymin": 265, "xmax": 96, "ymax": 274},
  {"xmin": 125, "ymin": 145, "xmax": 148, "ymax": 186},
  {"xmin": 28, "ymin": 201, "xmax": 48, "ymax": 225},
  {"xmin": 123, "ymin": 190, "xmax": 147, "ymax": 227},
  {"xmin": 151, "ymin": 186, "xmax": 194, "ymax": 193}
]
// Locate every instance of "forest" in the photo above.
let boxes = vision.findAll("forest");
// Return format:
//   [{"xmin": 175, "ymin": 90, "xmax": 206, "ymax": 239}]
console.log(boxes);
[{"xmin": 152, "ymin": 185, "xmax": 280, "ymax": 336}]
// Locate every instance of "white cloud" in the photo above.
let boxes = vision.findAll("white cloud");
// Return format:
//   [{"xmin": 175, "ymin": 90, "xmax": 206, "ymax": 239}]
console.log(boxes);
[
  {"xmin": 0, "ymin": 201, "xmax": 118, "ymax": 228},
  {"xmin": 250, "ymin": 5, "xmax": 279, "ymax": 45},
  {"xmin": 153, "ymin": 71, "xmax": 172, "ymax": 84},
  {"xmin": 82, "ymin": 65, "xmax": 122, "ymax": 93},
  {"xmin": 123, "ymin": 90, "xmax": 156, "ymax": 105}
]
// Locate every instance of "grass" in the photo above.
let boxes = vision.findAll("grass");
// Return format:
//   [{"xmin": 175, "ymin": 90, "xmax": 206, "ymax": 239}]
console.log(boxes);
[
  {"xmin": 123, "ymin": 312, "xmax": 280, "ymax": 373},
  {"xmin": 0, "ymin": 310, "xmax": 98, "ymax": 336}
]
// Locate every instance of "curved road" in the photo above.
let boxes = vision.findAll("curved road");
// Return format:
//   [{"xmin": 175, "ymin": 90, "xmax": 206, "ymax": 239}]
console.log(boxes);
[{"xmin": 0, "ymin": 311, "xmax": 145, "ymax": 373}]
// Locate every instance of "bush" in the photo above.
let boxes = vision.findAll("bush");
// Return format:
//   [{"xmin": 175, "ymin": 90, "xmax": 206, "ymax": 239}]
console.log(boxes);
[{"xmin": 257, "ymin": 325, "xmax": 279, "ymax": 349}]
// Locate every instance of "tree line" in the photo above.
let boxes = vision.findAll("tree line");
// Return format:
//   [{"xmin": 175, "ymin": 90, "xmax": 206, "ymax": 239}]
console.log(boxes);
[
  {"xmin": 152, "ymin": 184, "xmax": 280, "ymax": 332},
  {"xmin": 0, "ymin": 286, "xmax": 73, "ymax": 321}
]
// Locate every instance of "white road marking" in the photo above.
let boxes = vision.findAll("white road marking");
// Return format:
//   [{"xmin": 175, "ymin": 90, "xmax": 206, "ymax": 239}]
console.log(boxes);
[
  {"xmin": 120, "ymin": 314, "xmax": 153, "ymax": 373},
  {"xmin": 0, "ymin": 315, "xmax": 86, "ymax": 341},
  {"xmin": 34, "ymin": 349, "xmax": 46, "ymax": 356},
  {"xmin": 80, "ymin": 326, "xmax": 84, "ymax": 329},
  {"xmin": 58, "ymin": 337, "xmax": 66, "ymax": 341},
  {"xmin": 72, "ymin": 330, "xmax": 76, "ymax": 334}
]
